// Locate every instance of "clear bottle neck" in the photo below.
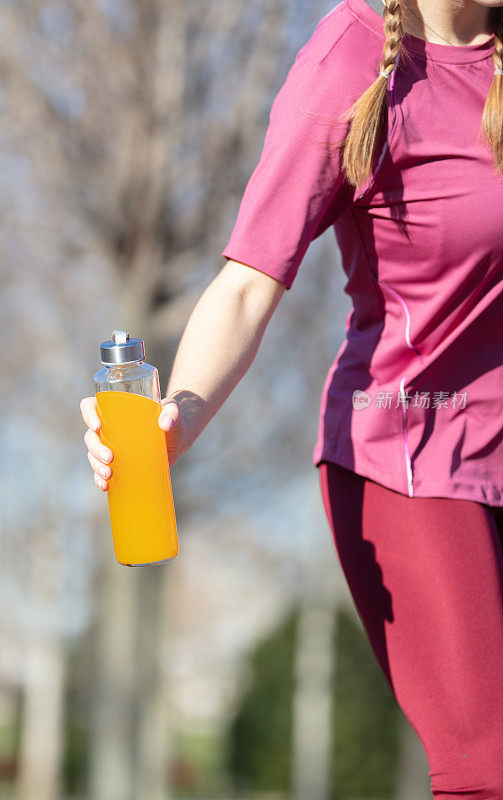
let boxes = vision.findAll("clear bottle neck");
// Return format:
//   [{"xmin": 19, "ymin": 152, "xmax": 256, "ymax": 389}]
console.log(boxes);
[
  {"xmin": 104, "ymin": 360, "xmax": 144, "ymax": 369},
  {"xmin": 94, "ymin": 359, "xmax": 159, "ymax": 401}
]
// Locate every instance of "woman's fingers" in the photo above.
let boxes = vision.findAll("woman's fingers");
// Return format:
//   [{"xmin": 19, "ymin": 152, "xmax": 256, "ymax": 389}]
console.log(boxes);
[
  {"xmin": 158, "ymin": 396, "xmax": 189, "ymax": 468},
  {"xmin": 81, "ymin": 395, "xmax": 114, "ymax": 492},
  {"xmin": 87, "ymin": 449, "xmax": 113, "ymax": 483},
  {"xmin": 82, "ymin": 393, "xmax": 184, "ymax": 492},
  {"xmin": 158, "ymin": 397, "xmax": 181, "ymax": 431},
  {"xmin": 94, "ymin": 469, "xmax": 109, "ymax": 492},
  {"xmin": 84, "ymin": 427, "xmax": 114, "ymax": 465},
  {"xmin": 80, "ymin": 396, "xmax": 101, "ymax": 432}
]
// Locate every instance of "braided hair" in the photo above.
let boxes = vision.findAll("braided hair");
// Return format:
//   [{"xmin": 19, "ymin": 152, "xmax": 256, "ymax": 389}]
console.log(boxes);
[{"xmin": 339, "ymin": 0, "xmax": 503, "ymax": 189}]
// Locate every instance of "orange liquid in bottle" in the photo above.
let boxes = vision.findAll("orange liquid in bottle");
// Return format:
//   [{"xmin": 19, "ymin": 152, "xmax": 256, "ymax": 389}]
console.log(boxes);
[{"xmin": 95, "ymin": 390, "xmax": 178, "ymax": 566}]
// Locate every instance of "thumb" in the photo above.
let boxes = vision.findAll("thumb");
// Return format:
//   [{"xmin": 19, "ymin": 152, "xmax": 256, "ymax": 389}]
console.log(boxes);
[{"xmin": 158, "ymin": 398, "xmax": 180, "ymax": 431}]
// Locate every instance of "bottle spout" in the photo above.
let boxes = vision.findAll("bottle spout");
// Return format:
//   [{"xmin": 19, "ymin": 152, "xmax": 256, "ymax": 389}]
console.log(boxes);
[
  {"xmin": 112, "ymin": 330, "xmax": 130, "ymax": 345},
  {"xmin": 100, "ymin": 330, "xmax": 145, "ymax": 365}
]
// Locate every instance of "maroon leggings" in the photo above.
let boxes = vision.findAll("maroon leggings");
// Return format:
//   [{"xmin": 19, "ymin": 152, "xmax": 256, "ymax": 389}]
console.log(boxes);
[{"xmin": 318, "ymin": 460, "xmax": 503, "ymax": 800}]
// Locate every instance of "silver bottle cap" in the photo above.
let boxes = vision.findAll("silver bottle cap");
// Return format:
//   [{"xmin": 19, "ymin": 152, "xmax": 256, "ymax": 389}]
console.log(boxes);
[{"xmin": 100, "ymin": 330, "xmax": 145, "ymax": 366}]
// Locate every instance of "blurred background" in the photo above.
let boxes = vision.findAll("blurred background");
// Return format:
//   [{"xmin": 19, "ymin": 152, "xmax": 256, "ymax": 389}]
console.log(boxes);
[{"xmin": 0, "ymin": 0, "xmax": 431, "ymax": 798}]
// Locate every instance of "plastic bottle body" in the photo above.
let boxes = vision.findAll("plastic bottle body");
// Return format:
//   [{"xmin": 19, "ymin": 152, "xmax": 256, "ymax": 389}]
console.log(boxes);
[{"xmin": 93, "ymin": 360, "xmax": 178, "ymax": 566}]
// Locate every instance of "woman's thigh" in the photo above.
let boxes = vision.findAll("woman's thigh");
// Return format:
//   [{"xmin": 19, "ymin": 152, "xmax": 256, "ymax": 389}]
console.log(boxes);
[{"xmin": 318, "ymin": 460, "xmax": 503, "ymax": 796}]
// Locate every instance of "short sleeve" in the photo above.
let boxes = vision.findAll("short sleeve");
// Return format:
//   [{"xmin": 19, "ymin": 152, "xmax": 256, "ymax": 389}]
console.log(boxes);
[{"xmin": 220, "ymin": 17, "xmax": 355, "ymax": 290}]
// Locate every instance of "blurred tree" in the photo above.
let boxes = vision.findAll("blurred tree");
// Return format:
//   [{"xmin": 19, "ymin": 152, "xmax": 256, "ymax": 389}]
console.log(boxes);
[
  {"xmin": 227, "ymin": 603, "xmax": 403, "ymax": 798},
  {"xmin": 228, "ymin": 608, "xmax": 296, "ymax": 794},
  {"xmin": 394, "ymin": 714, "xmax": 431, "ymax": 800},
  {"xmin": 0, "ymin": 0, "xmax": 352, "ymax": 797},
  {"xmin": 16, "ymin": 520, "xmax": 66, "ymax": 800},
  {"xmin": 331, "ymin": 607, "xmax": 401, "ymax": 798},
  {"xmin": 292, "ymin": 595, "xmax": 337, "ymax": 800}
]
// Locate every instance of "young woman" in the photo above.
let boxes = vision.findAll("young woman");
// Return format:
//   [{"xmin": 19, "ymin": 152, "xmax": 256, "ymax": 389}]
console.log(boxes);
[{"xmin": 81, "ymin": 0, "xmax": 503, "ymax": 795}]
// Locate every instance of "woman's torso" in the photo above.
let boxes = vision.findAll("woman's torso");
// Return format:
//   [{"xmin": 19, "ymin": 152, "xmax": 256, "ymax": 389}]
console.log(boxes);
[{"xmin": 312, "ymin": 0, "xmax": 503, "ymax": 505}]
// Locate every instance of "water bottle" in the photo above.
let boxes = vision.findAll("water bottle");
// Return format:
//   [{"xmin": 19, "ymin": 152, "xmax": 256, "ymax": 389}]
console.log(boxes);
[{"xmin": 93, "ymin": 329, "xmax": 178, "ymax": 566}]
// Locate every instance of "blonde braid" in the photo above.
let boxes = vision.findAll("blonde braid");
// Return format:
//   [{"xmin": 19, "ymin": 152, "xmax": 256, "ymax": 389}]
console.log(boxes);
[
  {"xmin": 481, "ymin": 7, "xmax": 503, "ymax": 174},
  {"xmin": 340, "ymin": 0, "xmax": 405, "ymax": 189}
]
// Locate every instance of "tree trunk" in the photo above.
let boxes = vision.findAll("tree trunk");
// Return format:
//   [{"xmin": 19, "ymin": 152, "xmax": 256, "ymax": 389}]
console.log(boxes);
[
  {"xmin": 291, "ymin": 594, "xmax": 337, "ymax": 800},
  {"xmin": 133, "ymin": 567, "xmax": 175, "ymax": 800},
  {"xmin": 17, "ymin": 538, "xmax": 65, "ymax": 800},
  {"xmin": 88, "ymin": 527, "xmax": 139, "ymax": 800}
]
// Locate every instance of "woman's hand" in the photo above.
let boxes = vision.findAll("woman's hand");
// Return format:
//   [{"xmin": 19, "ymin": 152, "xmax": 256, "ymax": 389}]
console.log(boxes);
[
  {"xmin": 80, "ymin": 396, "xmax": 114, "ymax": 492},
  {"xmin": 80, "ymin": 394, "xmax": 189, "ymax": 493},
  {"xmin": 157, "ymin": 395, "xmax": 190, "ymax": 467}
]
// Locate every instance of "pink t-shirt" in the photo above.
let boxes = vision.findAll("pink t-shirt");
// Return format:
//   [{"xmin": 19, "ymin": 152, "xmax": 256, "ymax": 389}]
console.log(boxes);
[{"xmin": 221, "ymin": 0, "xmax": 503, "ymax": 506}]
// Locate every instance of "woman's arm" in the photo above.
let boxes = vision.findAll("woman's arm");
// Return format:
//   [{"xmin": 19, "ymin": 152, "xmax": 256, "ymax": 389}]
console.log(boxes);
[
  {"xmin": 159, "ymin": 258, "xmax": 286, "ymax": 463},
  {"xmin": 80, "ymin": 258, "xmax": 286, "ymax": 490},
  {"xmin": 82, "ymin": 5, "xmax": 358, "ymax": 487}
]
